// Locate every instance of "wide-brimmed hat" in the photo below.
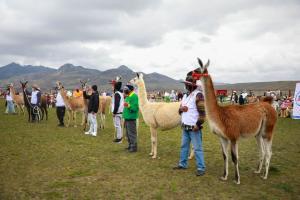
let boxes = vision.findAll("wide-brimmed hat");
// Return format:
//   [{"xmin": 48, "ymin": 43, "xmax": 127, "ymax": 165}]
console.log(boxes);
[{"xmin": 32, "ymin": 84, "xmax": 39, "ymax": 90}]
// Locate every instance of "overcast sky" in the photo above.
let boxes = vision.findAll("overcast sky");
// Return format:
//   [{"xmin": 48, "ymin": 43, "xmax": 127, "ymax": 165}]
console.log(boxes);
[{"xmin": 0, "ymin": 0, "xmax": 299, "ymax": 83}]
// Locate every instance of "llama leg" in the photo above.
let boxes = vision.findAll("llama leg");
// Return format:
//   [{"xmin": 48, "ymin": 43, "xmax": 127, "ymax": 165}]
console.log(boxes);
[
  {"xmin": 149, "ymin": 127, "xmax": 156, "ymax": 157},
  {"xmin": 66, "ymin": 111, "xmax": 71, "ymax": 127},
  {"xmin": 254, "ymin": 135, "xmax": 265, "ymax": 174},
  {"xmin": 102, "ymin": 114, "xmax": 106, "ymax": 129},
  {"xmin": 220, "ymin": 137, "xmax": 229, "ymax": 181},
  {"xmin": 74, "ymin": 111, "xmax": 77, "ymax": 127},
  {"xmin": 262, "ymin": 139, "xmax": 272, "ymax": 180},
  {"xmin": 231, "ymin": 141, "xmax": 240, "ymax": 184},
  {"xmin": 152, "ymin": 128, "xmax": 158, "ymax": 159}
]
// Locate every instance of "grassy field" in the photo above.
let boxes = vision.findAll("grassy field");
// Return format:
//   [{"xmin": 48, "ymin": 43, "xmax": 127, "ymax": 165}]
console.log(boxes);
[{"xmin": 0, "ymin": 99, "xmax": 300, "ymax": 200}]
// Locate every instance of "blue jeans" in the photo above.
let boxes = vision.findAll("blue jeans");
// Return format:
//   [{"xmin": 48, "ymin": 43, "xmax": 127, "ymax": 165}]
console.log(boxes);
[
  {"xmin": 6, "ymin": 100, "xmax": 15, "ymax": 113},
  {"xmin": 179, "ymin": 129, "xmax": 205, "ymax": 171}
]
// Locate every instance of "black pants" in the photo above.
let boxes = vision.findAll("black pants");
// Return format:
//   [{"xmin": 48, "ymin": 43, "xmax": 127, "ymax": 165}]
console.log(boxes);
[
  {"xmin": 125, "ymin": 119, "xmax": 137, "ymax": 150},
  {"xmin": 56, "ymin": 106, "xmax": 66, "ymax": 125},
  {"xmin": 31, "ymin": 104, "xmax": 39, "ymax": 121}
]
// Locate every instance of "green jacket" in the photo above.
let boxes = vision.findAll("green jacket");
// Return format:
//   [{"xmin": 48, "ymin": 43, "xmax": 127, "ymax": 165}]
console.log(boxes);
[{"xmin": 123, "ymin": 91, "xmax": 139, "ymax": 120}]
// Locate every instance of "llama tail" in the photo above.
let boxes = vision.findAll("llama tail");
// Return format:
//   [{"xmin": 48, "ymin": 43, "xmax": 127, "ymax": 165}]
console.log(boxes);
[{"xmin": 261, "ymin": 96, "xmax": 274, "ymax": 104}]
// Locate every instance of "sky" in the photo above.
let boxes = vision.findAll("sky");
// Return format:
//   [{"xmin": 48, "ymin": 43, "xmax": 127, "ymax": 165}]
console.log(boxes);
[{"xmin": 0, "ymin": 0, "xmax": 299, "ymax": 83}]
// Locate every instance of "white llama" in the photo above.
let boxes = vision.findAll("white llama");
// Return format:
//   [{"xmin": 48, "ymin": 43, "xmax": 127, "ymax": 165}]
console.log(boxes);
[{"xmin": 130, "ymin": 73, "xmax": 183, "ymax": 159}]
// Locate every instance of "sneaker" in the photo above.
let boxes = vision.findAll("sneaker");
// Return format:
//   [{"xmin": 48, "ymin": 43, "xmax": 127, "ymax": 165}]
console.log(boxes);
[
  {"xmin": 84, "ymin": 132, "xmax": 91, "ymax": 135},
  {"xmin": 196, "ymin": 170, "xmax": 205, "ymax": 176},
  {"xmin": 113, "ymin": 138, "xmax": 122, "ymax": 143},
  {"xmin": 173, "ymin": 165, "xmax": 186, "ymax": 170},
  {"xmin": 128, "ymin": 148, "xmax": 137, "ymax": 153}
]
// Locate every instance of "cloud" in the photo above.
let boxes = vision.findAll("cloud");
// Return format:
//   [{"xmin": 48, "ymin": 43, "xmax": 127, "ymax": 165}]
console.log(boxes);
[{"xmin": 0, "ymin": 0, "xmax": 299, "ymax": 83}]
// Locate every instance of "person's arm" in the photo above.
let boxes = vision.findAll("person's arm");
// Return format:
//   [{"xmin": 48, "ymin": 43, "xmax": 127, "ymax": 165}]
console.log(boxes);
[
  {"xmin": 194, "ymin": 92, "xmax": 205, "ymax": 130},
  {"xmin": 113, "ymin": 93, "xmax": 121, "ymax": 114},
  {"xmin": 83, "ymin": 91, "xmax": 91, "ymax": 99}
]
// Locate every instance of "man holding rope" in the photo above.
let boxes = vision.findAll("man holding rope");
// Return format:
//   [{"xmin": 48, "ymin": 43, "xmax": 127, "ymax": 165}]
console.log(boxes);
[{"xmin": 30, "ymin": 84, "xmax": 42, "ymax": 122}]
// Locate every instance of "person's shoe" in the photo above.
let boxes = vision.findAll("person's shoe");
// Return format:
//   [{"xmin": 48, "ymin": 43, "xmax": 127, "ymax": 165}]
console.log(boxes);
[
  {"xmin": 113, "ymin": 138, "xmax": 122, "ymax": 143},
  {"xmin": 173, "ymin": 165, "xmax": 186, "ymax": 170},
  {"xmin": 84, "ymin": 132, "xmax": 91, "ymax": 135},
  {"xmin": 91, "ymin": 132, "xmax": 97, "ymax": 136},
  {"xmin": 128, "ymin": 149, "xmax": 137, "ymax": 153},
  {"xmin": 196, "ymin": 170, "xmax": 205, "ymax": 176}
]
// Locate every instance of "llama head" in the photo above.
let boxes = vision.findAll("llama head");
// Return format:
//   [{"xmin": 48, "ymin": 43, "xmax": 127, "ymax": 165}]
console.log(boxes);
[
  {"xmin": 80, "ymin": 79, "xmax": 89, "ymax": 90},
  {"xmin": 190, "ymin": 58, "xmax": 210, "ymax": 82},
  {"xmin": 130, "ymin": 73, "xmax": 144, "ymax": 86},
  {"xmin": 20, "ymin": 80, "xmax": 28, "ymax": 89},
  {"xmin": 196, "ymin": 57, "xmax": 210, "ymax": 74},
  {"xmin": 56, "ymin": 81, "xmax": 63, "ymax": 90}
]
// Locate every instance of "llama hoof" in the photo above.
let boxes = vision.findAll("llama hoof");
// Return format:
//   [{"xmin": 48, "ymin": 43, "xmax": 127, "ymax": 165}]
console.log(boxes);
[
  {"xmin": 151, "ymin": 155, "xmax": 157, "ymax": 159},
  {"xmin": 254, "ymin": 170, "xmax": 261, "ymax": 174},
  {"xmin": 188, "ymin": 156, "xmax": 193, "ymax": 160},
  {"xmin": 219, "ymin": 176, "xmax": 227, "ymax": 181},
  {"xmin": 74, "ymin": 125, "xmax": 77, "ymax": 128},
  {"xmin": 261, "ymin": 175, "xmax": 268, "ymax": 180},
  {"xmin": 234, "ymin": 180, "xmax": 241, "ymax": 185},
  {"xmin": 149, "ymin": 152, "xmax": 153, "ymax": 156}
]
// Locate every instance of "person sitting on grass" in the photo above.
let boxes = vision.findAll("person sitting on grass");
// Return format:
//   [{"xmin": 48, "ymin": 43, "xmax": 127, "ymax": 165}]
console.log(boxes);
[{"xmin": 84, "ymin": 85, "xmax": 99, "ymax": 137}]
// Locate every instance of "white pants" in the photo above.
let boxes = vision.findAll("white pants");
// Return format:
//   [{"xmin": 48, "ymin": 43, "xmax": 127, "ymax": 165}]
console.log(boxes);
[
  {"xmin": 88, "ymin": 113, "xmax": 97, "ymax": 135},
  {"xmin": 113, "ymin": 114, "xmax": 123, "ymax": 139}
]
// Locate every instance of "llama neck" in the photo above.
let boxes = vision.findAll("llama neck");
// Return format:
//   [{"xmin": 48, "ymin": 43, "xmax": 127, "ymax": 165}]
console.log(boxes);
[
  {"xmin": 137, "ymin": 80, "xmax": 149, "ymax": 107},
  {"xmin": 9, "ymin": 87, "xmax": 16, "ymax": 99},
  {"xmin": 59, "ymin": 89, "xmax": 71, "ymax": 108},
  {"xmin": 201, "ymin": 75, "xmax": 220, "ymax": 118}
]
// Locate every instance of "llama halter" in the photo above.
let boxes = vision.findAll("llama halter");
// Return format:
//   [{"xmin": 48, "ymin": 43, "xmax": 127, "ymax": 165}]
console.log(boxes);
[{"xmin": 191, "ymin": 71, "xmax": 209, "ymax": 80}]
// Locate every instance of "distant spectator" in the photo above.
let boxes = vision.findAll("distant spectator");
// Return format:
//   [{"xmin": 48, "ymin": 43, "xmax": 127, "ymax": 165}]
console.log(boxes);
[
  {"xmin": 230, "ymin": 91, "xmax": 238, "ymax": 105},
  {"xmin": 238, "ymin": 93, "xmax": 245, "ymax": 105},
  {"xmin": 73, "ymin": 88, "xmax": 83, "ymax": 98},
  {"xmin": 5, "ymin": 87, "xmax": 16, "ymax": 114}
]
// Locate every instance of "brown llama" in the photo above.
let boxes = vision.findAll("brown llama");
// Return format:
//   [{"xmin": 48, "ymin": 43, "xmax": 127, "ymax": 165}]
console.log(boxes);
[
  {"xmin": 56, "ymin": 81, "xmax": 86, "ymax": 127},
  {"xmin": 192, "ymin": 58, "xmax": 277, "ymax": 184}
]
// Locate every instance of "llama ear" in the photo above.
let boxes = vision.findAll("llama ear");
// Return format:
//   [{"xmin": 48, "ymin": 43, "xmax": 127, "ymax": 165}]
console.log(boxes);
[
  {"xmin": 140, "ymin": 73, "xmax": 143, "ymax": 79},
  {"xmin": 204, "ymin": 59, "xmax": 210, "ymax": 69},
  {"xmin": 136, "ymin": 73, "xmax": 140, "ymax": 78},
  {"xmin": 197, "ymin": 57, "xmax": 203, "ymax": 67}
]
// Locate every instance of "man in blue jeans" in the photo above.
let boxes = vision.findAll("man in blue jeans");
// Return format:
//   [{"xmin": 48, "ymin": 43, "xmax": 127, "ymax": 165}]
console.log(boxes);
[{"xmin": 173, "ymin": 72, "xmax": 206, "ymax": 176}]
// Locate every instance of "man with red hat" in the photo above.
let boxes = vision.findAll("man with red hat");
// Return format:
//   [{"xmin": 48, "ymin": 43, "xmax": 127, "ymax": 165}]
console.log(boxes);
[{"xmin": 173, "ymin": 71, "xmax": 206, "ymax": 176}]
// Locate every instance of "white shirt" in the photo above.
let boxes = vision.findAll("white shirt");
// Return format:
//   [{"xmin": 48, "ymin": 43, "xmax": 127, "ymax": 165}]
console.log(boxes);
[
  {"xmin": 31, "ymin": 91, "xmax": 39, "ymax": 104},
  {"xmin": 56, "ymin": 92, "xmax": 65, "ymax": 107},
  {"xmin": 181, "ymin": 90, "xmax": 201, "ymax": 126},
  {"xmin": 111, "ymin": 91, "xmax": 124, "ymax": 114},
  {"xmin": 6, "ymin": 93, "xmax": 13, "ymax": 101}
]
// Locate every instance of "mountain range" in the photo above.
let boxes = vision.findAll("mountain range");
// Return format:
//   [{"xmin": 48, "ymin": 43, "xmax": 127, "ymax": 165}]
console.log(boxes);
[
  {"xmin": 0, "ymin": 62, "xmax": 298, "ymax": 94},
  {"xmin": 0, "ymin": 62, "xmax": 184, "ymax": 91}
]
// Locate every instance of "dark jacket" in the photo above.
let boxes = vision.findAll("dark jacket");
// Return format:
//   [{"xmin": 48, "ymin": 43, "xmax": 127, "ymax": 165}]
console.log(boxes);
[{"xmin": 84, "ymin": 91, "xmax": 99, "ymax": 113}]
